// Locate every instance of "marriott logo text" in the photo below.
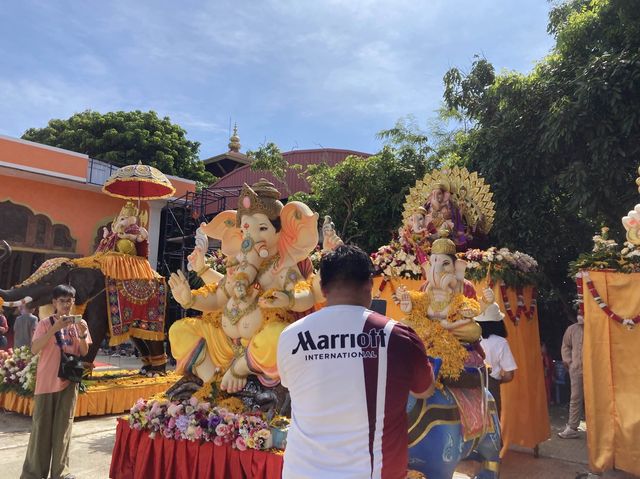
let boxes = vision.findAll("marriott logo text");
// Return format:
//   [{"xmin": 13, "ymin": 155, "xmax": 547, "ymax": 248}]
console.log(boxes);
[{"xmin": 292, "ymin": 329, "xmax": 387, "ymax": 354}]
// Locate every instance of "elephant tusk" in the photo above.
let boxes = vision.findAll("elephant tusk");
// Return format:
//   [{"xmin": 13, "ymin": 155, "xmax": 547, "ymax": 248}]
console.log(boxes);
[
  {"xmin": 3, "ymin": 296, "xmax": 33, "ymax": 307},
  {"xmin": 0, "ymin": 240, "xmax": 12, "ymax": 264}
]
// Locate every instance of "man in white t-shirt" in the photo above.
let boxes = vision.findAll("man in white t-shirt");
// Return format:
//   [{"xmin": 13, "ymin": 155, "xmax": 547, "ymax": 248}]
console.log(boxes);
[
  {"xmin": 476, "ymin": 303, "xmax": 517, "ymax": 416},
  {"xmin": 277, "ymin": 245, "xmax": 435, "ymax": 479}
]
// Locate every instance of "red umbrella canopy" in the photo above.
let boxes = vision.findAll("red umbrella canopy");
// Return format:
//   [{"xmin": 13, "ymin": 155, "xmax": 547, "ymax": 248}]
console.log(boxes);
[{"xmin": 102, "ymin": 162, "xmax": 176, "ymax": 200}]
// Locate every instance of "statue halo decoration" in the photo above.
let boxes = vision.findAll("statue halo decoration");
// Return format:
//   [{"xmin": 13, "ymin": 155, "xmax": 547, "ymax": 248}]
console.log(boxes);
[{"xmin": 402, "ymin": 166, "xmax": 496, "ymax": 237}]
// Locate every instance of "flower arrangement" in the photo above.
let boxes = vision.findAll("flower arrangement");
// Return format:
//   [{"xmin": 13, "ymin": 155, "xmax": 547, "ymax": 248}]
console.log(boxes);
[
  {"xmin": 370, "ymin": 241, "xmax": 423, "ymax": 280},
  {"xmin": 309, "ymin": 246, "xmax": 323, "ymax": 271},
  {"xmin": 0, "ymin": 346, "xmax": 38, "ymax": 396},
  {"xmin": 569, "ymin": 227, "xmax": 640, "ymax": 276},
  {"xmin": 462, "ymin": 247, "xmax": 540, "ymax": 287},
  {"xmin": 205, "ymin": 249, "xmax": 228, "ymax": 275},
  {"xmin": 128, "ymin": 396, "xmax": 272, "ymax": 450}
]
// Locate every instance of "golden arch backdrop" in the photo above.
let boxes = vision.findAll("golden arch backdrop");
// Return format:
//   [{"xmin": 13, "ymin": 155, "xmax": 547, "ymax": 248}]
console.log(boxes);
[{"xmin": 372, "ymin": 276, "xmax": 550, "ymax": 454}]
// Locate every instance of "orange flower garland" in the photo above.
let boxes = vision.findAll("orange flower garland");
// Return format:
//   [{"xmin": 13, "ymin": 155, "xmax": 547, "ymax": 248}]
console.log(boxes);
[{"xmin": 403, "ymin": 291, "xmax": 468, "ymax": 388}]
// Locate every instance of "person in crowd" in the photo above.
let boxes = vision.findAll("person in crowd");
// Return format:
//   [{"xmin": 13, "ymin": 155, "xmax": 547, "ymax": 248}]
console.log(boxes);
[
  {"xmin": 14, "ymin": 304, "xmax": 38, "ymax": 350},
  {"xmin": 476, "ymin": 303, "xmax": 517, "ymax": 417},
  {"xmin": 0, "ymin": 310, "xmax": 9, "ymax": 349},
  {"xmin": 540, "ymin": 341, "xmax": 554, "ymax": 405},
  {"xmin": 277, "ymin": 245, "xmax": 435, "ymax": 479},
  {"xmin": 21, "ymin": 285, "xmax": 91, "ymax": 479},
  {"xmin": 558, "ymin": 316, "xmax": 584, "ymax": 439}
]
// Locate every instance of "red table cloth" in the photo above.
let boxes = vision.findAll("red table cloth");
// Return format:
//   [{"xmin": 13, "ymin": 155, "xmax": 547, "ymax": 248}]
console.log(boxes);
[{"xmin": 109, "ymin": 418, "xmax": 283, "ymax": 479}]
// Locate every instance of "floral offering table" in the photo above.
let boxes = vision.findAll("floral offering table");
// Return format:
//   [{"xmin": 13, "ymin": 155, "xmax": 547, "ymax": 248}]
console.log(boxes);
[{"xmin": 110, "ymin": 397, "xmax": 283, "ymax": 479}]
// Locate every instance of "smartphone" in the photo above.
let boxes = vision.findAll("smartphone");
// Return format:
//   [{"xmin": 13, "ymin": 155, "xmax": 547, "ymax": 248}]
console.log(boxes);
[{"xmin": 64, "ymin": 315, "xmax": 83, "ymax": 324}]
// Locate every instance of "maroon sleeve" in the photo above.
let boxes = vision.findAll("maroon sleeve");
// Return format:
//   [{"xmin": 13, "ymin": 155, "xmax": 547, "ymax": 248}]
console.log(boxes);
[{"xmin": 394, "ymin": 323, "xmax": 434, "ymax": 394}]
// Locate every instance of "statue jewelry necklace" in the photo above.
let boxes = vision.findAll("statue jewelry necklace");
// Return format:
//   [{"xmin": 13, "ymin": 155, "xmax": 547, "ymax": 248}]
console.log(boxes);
[{"xmin": 224, "ymin": 299, "xmax": 258, "ymax": 325}]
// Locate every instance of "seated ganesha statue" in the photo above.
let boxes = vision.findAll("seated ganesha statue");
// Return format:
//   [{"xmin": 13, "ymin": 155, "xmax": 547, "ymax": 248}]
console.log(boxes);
[
  {"xmin": 167, "ymin": 179, "xmax": 322, "ymax": 400},
  {"xmin": 394, "ymin": 236, "xmax": 497, "ymax": 384}
]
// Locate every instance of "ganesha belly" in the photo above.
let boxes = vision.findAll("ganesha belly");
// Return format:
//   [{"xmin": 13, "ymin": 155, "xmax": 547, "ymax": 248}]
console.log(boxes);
[
  {"xmin": 395, "ymin": 236, "xmax": 496, "ymax": 386},
  {"xmin": 166, "ymin": 180, "xmax": 320, "ymax": 401}
]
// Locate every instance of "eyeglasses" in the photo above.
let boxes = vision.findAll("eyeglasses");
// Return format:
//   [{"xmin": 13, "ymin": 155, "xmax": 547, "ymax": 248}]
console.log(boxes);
[{"xmin": 55, "ymin": 298, "xmax": 75, "ymax": 304}]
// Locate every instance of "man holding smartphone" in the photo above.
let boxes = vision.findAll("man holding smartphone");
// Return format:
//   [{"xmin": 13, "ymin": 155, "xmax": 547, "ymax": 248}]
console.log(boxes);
[{"xmin": 21, "ymin": 285, "xmax": 91, "ymax": 479}]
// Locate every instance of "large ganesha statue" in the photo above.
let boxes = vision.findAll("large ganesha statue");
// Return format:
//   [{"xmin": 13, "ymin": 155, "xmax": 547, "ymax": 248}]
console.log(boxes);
[
  {"xmin": 167, "ymin": 179, "xmax": 322, "ymax": 400},
  {"xmin": 394, "ymin": 239, "xmax": 503, "ymax": 478}
]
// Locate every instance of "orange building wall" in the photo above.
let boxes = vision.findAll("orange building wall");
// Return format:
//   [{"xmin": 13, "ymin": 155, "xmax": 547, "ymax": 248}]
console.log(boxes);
[
  {"xmin": 0, "ymin": 137, "xmax": 88, "ymax": 179},
  {"xmin": 168, "ymin": 176, "xmax": 196, "ymax": 198},
  {"xmin": 0, "ymin": 175, "xmax": 138, "ymax": 256}
]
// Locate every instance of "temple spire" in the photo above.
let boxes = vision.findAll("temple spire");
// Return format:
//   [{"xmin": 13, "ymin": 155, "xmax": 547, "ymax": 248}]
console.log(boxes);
[{"xmin": 228, "ymin": 123, "xmax": 241, "ymax": 152}]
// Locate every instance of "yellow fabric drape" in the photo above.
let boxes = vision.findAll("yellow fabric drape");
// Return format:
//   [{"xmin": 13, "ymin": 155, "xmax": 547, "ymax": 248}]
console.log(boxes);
[
  {"xmin": 582, "ymin": 271, "xmax": 640, "ymax": 476},
  {"xmin": 371, "ymin": 277, "xmax": 550, "ymax": 454},
  {"xmin": 73, "ymin": 252, "xmax": 158, "ymax": 280},
  {"xmin": 0, "ymin": 373, "xmax": 177, "ymax": 417},
  {"xmin": 490, "ymin": 283, "xmax": 550, "ymax": 455}
]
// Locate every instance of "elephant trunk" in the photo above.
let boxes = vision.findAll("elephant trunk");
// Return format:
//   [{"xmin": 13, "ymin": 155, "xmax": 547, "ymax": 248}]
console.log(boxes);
[
  {"xmin": 0, "ymin": 282, "xmax": 51, "ymax": 306},
  {"xmin": 0, "ymin": 287, "xmax": 31, "ymax": 303}
]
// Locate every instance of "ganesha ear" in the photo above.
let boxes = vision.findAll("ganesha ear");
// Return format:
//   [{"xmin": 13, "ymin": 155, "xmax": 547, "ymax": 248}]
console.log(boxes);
[
  {"xmin": 200, "ymin": 210, "xmax": 242, "ymax": 258},
  {"xmin": 277, "ymin": 202, "xmax": 319, "ymax": 268}
]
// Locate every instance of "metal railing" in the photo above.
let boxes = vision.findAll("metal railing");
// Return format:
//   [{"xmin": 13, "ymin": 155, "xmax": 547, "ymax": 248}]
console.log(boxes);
[{"xmin": 87, "ymin": 158, "xmax": 119, "ymax": 186}]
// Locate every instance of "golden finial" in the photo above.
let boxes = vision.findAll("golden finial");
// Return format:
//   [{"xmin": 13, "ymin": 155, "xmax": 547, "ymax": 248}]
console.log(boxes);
[{"xmin": 228, "ymin": 123, "xmax": 241, "ymax": 152}]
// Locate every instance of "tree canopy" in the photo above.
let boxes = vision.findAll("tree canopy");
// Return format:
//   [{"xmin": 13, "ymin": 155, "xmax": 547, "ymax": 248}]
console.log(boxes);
[
  {"xmin": 22, "ymin": 110, "xmax": 215, "ymax": 185},
  {"xmin": 293, "ymin": 118, "xmax": 434, "ymax": 252},
  {"xmin": 439, "ymin": 0, "xmax": 640, "ymax": 337}
]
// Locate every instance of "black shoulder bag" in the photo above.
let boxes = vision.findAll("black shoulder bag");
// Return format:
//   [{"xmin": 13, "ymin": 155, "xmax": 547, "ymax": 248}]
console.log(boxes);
[{"xmin": 50, "ymin": 317, "xmax": 85, "ymax": 383}]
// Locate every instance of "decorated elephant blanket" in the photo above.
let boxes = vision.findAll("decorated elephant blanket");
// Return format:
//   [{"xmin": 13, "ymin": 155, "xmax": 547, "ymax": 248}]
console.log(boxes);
[
  {"xmin": 106, "ymin": 277, "xmax": 167, "ymax": 345},
  {"xmin": 449, "ymin": 386, "xmax": 493, "ymax": 441}
]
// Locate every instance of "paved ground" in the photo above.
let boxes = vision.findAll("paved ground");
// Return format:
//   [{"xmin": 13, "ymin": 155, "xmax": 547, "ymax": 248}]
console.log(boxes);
[{"xmin": 0, "ymin": 353, "xmax": 637, "ymax": 478}]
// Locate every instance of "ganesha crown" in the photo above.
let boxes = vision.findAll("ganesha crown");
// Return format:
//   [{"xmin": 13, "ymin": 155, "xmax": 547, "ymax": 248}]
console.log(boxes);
[{"xmin": 236, "ymin": 179, "xmax": 283, "ymax": 226}]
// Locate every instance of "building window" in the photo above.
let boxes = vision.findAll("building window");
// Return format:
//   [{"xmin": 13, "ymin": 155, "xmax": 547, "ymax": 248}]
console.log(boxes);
[
  {"xmin": 0, "ymin": 202, "xmax": 29, "ymax": 243},
  {"xmin": 0, "ymin": 201, "xmax": 76, "ymax": 252},
  {"xmin": 52, "ymin": 225, "xmax": 75, "ymax": 250},
  {"xmin": 34, "ymin": 216, "xmax": 49, "ymax": 247}
]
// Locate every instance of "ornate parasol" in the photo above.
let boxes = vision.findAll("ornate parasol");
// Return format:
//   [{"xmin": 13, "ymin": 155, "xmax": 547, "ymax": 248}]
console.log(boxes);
[{"xmin": 102, "ymin": 162, "xmax": 176, "ymax": 201}]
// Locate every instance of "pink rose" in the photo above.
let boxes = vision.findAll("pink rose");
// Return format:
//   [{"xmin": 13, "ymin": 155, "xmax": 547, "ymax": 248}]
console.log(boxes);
[{"xmin": 235, "ymin": 437, "xmax": 247, "ymax": 451}]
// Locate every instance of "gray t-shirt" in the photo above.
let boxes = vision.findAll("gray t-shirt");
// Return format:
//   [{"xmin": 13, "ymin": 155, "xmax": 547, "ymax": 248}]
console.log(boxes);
[{"xmin": 14, "ymin": 314, "xmax": 38, "ymax": 349}]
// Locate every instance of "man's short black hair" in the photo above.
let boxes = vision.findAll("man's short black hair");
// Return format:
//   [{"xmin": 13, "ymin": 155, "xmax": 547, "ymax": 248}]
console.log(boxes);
[
  {"xmin": 320, "ymin": 245, "xmax": 375, "ymax": 290},
  {"xmin": 52, "ymin": 284, "xmax": 76, "ymax": 300}
]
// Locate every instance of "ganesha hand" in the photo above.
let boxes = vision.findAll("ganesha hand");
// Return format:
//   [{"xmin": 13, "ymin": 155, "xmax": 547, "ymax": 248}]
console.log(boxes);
[
  {"xmin": 393, "ymin": 286, "xmax": 412, "ymax": 313},
  {"xmin": 187, "ymin": 247, "xmax": 207, "ymax": 273},
  {"xmin": 482, "ymin": 287, "xmax": 495, "ymax": 304},
  {"xmin": 168, "ymin": 270, "xmax": 194, "ymax": 308},
  {"xmin": 258, "ymin": 290, "xmax": 291, "ymax": 309}
]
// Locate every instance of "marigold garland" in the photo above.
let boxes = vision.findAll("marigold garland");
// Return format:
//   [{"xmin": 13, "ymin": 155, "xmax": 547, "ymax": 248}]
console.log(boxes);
[
  {"xmin": 192, "ymin": 282, "xmax": 219, "ymax": 297},
  {"xmin": 446, "ymin": 294, "xmax": 480, "ymax": 323},
  {"xmin": 403, "ymin": 291, "xmax": 468, "ymax": 388}
]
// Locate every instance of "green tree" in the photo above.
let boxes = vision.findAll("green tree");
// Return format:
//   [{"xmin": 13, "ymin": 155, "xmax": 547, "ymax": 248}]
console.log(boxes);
[
  {"xmin": 294, "ymin": 130, "xmax": 432, "ymax": 251},
  {"xmin": 441, "ymin": 0, "xmax": 640, "ymax": 346},
  {"xmin": 246, "ymin": 142, "xmax": 303, "ymax": 196},
  {"xmin": 22, "ymin": 110, "xmax": 215, "ymax": 185}
]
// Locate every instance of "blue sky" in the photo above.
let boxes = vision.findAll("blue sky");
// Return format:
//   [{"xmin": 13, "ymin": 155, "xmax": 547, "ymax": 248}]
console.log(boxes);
[{"xmin": 0, "ymin": 1, "xmax": 554, "ymax": 159}]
